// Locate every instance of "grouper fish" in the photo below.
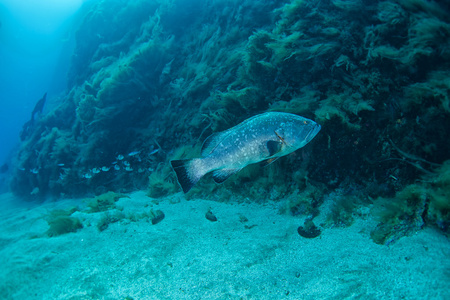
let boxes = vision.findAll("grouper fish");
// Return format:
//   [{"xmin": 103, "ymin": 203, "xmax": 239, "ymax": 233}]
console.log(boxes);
[{"xmin": 171, "ymin": 112, "xmax": 321, "ymax": 193}]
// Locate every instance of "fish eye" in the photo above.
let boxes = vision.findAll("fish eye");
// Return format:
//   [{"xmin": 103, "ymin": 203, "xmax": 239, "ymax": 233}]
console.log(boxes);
[{"xmin": 303, "ymin": 121, "xmax": 308, "ymax": 124}]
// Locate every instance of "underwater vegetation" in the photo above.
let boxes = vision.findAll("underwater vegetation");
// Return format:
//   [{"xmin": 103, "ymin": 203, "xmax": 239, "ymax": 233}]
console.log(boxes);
[
  {"xmin": 41, "ymin": 191, "xmax": 166, "ymax": 235},
  {"xmin": 371, "ymin": 160, "xmax": 450, "ymax": 244},
  {"xmin": 85, "ymin": 191, "xmax": 129, "ymax": 213},
  {"xmin": 45, "ymin": 207, "xmax": 83, "ymax": 237},
  {"xmin": 10, "ymin": 0, "xmax": 450, "ymax": 241},
  {"xmin": 46, "ymin": 216, "xmax": 83, "ymax": 237}
]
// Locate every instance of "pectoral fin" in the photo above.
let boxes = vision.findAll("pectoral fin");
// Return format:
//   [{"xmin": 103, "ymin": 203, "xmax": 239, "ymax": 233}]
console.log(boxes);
[
  {"xmin": 262, "ymin": 157, "xmax": 280, "ymax": 167},
  {"xmin": 212, "ymin": 168, "xmax": 241, "ymax": 184},
  {"xmin": 266, "ymin": 140, "xmax": 283, "ymax": 157}
]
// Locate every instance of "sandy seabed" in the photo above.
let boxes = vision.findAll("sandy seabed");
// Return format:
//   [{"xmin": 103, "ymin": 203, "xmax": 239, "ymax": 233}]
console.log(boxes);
[{"xmin": 0, "ymin": 191, "xmax": 449, "ymax": 300}]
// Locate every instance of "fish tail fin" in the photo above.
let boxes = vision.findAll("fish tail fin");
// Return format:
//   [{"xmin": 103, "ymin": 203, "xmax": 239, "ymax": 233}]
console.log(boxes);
[{"xmin": 170, "ymin": 159, "xmax": 203, "ymax": 193}]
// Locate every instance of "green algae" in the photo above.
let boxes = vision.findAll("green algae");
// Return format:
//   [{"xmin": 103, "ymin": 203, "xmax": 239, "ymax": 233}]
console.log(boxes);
[
  {"xmin": 371, "ymin": 160, "xmax": 450, "ymax": 244},
  {"xmin": 46, "ymin": 216, "xmax": 83, "ymax": 237},
  {"xmin": 86, "ymin": 192, "xmax": 129, "ymax": 213},
  {"xmin": 45, "ymin": 207, "xmax": 82, "ymax": 237}
]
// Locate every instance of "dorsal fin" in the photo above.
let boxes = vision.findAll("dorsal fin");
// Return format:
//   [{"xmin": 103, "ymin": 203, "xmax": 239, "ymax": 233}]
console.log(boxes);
[
  {"xmin": 201, "ymin": 115, "xmax": 259, "ymax": 157},
  {"xmin": 201, "ymin": 131, "xmax": 230, "ymax": 157},
  {"xmin": 201, "ymin": 133, "xmax": 220, "ymax": 156}
]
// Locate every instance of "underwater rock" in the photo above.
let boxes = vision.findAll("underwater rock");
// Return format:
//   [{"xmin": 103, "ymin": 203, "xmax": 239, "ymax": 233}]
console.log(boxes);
[
  {"xmin": 369, "ymin": 181, "xmax": 449, "ymax": 245},
  {"xmin": 97, "ymin": 211, "xmax": 126, "ymax": 232},
  {"xmin": 239, "ymin": 214, "xmax": 248, "ymax": 223},
  {"xmin": 151, "ymin": 209, "xmax": 165, "ymax": 225},
  {"xmin": 45, "ymin": 207, "xmax": 82, "ymax": 237},
  {"xmin": 205, "ymin": 210, "xmax": 217, "ymax": 222},
  {"xmin": 297, "ymin": 220, "xmax": 321, "ymax": 239}
]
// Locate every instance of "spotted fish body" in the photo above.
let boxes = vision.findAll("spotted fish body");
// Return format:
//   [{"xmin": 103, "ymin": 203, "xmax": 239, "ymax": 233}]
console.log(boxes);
[{"xmin": 171, "ymin": 112, "xmax": 321, "ymax": 193}]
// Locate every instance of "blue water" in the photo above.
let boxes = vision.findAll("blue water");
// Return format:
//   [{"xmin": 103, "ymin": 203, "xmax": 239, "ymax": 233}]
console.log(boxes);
[{"xmin": 0, "ymin": 0, "xmax": 83, "ymax": 171}]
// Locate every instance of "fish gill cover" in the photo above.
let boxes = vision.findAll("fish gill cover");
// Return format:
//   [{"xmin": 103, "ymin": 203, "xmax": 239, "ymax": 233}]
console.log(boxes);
[{"xmin": 10, "ymin": 0, "xmax": 450, "ymax": 241}]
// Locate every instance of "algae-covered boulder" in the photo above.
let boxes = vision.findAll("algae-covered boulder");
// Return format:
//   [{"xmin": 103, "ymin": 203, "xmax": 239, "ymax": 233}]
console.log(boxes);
[
  {"xmin": 85, "ymin": 191, "xmax": 129, "ymax": 213},
  {"xmin": 371, "ymin": 160, "xmax": 450, "ymax": 244},
  {"xmin": 47, "ymin": 216, "xmax": 83, "ymax": 237},
  {"xmin": 45, "ymin": 207, "xmax": 83, "ymax": 237}
]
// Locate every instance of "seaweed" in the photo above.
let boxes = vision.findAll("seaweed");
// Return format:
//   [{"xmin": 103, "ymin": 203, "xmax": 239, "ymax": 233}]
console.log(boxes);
[
  {"xmin": 46, "ymin": 217, "xmax": 83, "ymax": 237},
  {"xmin": 279, "ymin": 184, "xmax": 322, "ymax": 216},
  {"xmin": 269, "ymin": 86, "xmax": 319, "ymax": 115},
  {"xmin": 147, "ymin": 145, "xmax": 200, "ymax": 197},
  {"xmin": 403, "ymin": 70, "xmax": 450, "ymax": 113},
  {"xmin": 370, "ymin": 160, "xmax": 450, "ymax": 244},
  {"xmin": 326, "ymin": 196, "xmax": 360, "ymax": 228},
  {"xmin": 425, "ymin": 160, "xmax": 450, "ymax": 230},
  {"xmin": 365, "ymin": 0, "xmax": 450, "ymax": 67},
  {"xmin": 314, "ymin": 91, "xmax": 375, "ymax": 130},
  {"xmin": 86, "ymin": 191, "xmax": 129, "ymax": 213},
  {"xmin": 45, "ymin": 207, "xmax": 82, "ymax": 237},
  {"xmin": 147, "ymin": 168, "xmax": 178, "ymax": 198},
  {"xmin": 97, "ymin": 211, "xmax": 126, "ymax": 232}
]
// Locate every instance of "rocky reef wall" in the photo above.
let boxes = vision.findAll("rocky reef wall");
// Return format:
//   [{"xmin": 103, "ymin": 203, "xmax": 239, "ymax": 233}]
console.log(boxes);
[{"xmin": 11, "ymin": 0, "xmax": 450, "ymax": 236}]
